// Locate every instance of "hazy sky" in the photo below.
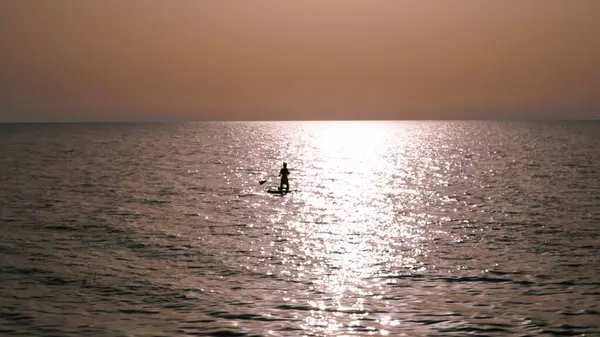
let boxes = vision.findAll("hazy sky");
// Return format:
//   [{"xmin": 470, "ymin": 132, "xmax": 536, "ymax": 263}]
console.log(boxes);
[{"xmin": 1, "ymin": 1, "xmax": 599, "ymax": 121}]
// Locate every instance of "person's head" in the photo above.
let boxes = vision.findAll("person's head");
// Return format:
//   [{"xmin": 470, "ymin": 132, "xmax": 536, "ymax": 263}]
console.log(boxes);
[{"xmin": 283, "ymin": 162, "xmax": 287, "ymax": 168}]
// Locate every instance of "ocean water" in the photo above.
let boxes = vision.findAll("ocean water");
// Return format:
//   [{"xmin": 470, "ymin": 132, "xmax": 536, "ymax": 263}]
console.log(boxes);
[{"xmin": 0, "ymin": 121, "xmax": 599, "ymax": 336}]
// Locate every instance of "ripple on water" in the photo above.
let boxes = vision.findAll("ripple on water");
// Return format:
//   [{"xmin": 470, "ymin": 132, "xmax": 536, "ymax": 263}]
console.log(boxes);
[{"xmin": 0, "ymin": 121, "xmax": 599, "ymax": 336}]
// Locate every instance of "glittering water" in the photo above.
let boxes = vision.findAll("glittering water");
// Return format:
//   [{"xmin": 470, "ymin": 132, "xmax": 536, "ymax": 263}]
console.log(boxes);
[{"xmin": 1, "ymin": 121, "xmax": 599, "ymax": 336}]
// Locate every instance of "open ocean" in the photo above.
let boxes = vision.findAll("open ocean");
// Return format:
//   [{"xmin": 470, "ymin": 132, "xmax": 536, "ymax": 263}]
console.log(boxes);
[{"xmin": 1, "ymin": 121, "xmax": 599, "ymax": 336}]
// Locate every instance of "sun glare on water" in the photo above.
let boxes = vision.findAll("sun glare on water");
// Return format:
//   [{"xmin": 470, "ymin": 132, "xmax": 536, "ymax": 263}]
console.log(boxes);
[{"xmin": 270, "ymin": 121, "xmax": 429, "ymax": 334}]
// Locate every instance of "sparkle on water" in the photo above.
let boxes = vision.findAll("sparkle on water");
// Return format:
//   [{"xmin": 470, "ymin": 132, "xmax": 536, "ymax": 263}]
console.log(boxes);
[
  {"xmin": 1, "ymin": 121, "xmax": 599, "ymax": 336},
  {"xmin": 275, "ymin": 122, "xmax": 435, "ymax": 335}
]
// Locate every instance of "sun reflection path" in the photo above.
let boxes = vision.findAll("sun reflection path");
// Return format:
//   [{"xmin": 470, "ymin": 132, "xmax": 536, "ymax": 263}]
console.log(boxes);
[{"xmin": 274, "ymin": 122, "xmax": 432, "ymax": 335}]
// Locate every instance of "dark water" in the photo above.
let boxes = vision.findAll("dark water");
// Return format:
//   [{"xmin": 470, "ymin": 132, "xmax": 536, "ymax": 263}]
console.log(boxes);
[{"xmin": 1, "ymin": 121, "xmax": 599, "ymax": 336}]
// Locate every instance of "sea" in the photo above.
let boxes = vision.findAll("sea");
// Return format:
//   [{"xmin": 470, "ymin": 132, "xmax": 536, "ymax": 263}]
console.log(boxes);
[{"xmin": 1, "ymin": 121, "xmax": 599, "ymax": 337}]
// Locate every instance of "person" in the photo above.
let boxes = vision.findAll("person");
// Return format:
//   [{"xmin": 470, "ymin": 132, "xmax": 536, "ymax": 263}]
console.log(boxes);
[{"xmin": 279, "ymin": 162, "xmax": 290, "ymax": 192}]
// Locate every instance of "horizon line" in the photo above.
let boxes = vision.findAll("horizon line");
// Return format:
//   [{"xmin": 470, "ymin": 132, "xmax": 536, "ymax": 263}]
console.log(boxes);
[{"xmin": 1, "ymin": 117, "xmax": 599, "ymax": 124}]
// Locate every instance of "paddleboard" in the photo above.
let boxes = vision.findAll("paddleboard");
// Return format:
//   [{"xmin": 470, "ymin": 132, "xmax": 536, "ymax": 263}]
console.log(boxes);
[{"xmin": 267, "ymin": 189, "xmax": 292, "ymax": 195}]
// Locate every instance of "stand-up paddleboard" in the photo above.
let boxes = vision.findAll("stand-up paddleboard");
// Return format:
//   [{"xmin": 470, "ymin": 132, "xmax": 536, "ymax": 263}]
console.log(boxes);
[{"xmin": 267, "ymin": 188, "xmax": 293, "ymax": 195}]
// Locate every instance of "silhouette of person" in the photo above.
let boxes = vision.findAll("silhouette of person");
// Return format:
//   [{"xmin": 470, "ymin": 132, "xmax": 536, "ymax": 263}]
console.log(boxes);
[{"xmin": 279, "ymin": 162, "xmax": 290, "ymax": 192}]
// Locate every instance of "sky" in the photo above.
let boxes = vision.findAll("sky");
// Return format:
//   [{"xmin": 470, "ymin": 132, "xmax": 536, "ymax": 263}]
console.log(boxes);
[{"xmin": 0, "ymin": 0, "xmax": 599, "ymax": 121}]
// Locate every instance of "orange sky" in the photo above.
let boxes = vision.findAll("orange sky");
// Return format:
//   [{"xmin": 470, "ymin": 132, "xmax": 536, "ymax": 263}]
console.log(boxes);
[{"xmin": 1, "ymin": 0, "xmax": 599, "ymax": 121}]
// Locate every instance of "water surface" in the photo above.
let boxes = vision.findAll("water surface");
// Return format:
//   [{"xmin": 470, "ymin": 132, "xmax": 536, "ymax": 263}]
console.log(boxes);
[{"xmin": 1, "ymin": 121, "xmax": 599, "ymax": 336}]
